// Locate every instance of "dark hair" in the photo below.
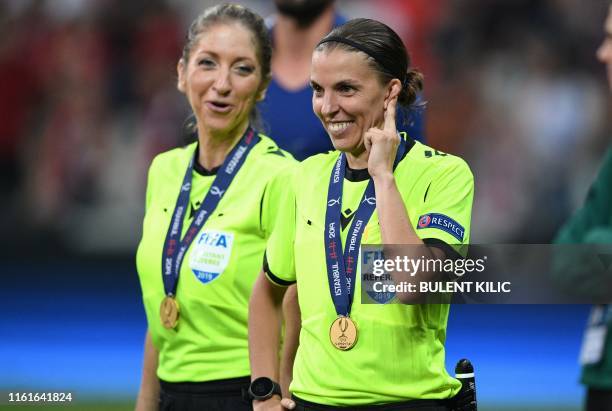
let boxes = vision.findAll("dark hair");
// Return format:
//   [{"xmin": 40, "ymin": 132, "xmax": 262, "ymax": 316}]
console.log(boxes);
[
  {"xmin": 180, "ymin": 4, "xmax": 272, "ymax": 134},
  {"xmin": 315, "ymin": 18, "xmax": 423, "ymax": 109}
]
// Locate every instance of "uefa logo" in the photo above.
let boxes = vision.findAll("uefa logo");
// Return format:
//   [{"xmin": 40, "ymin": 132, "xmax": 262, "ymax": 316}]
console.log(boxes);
[{"xmin": 418, "ymin": 215, "xmax": 431, "ymax": 228}]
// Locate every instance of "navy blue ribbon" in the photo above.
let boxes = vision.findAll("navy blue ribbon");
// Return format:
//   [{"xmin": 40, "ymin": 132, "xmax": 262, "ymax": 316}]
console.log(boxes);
[
  {"xmin": 324, "ymin": 135, "xmax": 408, "ymax": 316},
  {"xmin": 161, "ymin": 127, "xmax": 259, "ymax": 296}
]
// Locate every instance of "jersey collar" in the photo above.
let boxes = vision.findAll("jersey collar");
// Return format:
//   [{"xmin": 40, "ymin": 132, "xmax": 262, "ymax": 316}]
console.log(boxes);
[{"xmin": 344, "ymin": 136, "xmax": 415, "ymax": 182}]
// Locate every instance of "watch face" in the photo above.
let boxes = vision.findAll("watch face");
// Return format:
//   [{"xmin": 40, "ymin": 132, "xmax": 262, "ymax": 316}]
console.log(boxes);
[{"xmin": 251, "ymin": 377, "xmax": 273, "ymax": 396}]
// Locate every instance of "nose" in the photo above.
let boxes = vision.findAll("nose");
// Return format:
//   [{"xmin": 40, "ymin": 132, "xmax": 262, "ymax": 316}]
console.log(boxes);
[
  {"xmin": 320, "ymin": 93, "xmax": 339, "ymax": 118},
  {"xmin": 212, "ymin": 67, "xmax": 231, "ymax": 95}
]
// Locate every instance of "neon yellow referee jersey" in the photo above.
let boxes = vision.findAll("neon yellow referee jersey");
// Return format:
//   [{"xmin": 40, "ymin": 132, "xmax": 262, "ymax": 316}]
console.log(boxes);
[
  {"xmin": 137, "ymin": 135, "xmax": 295, "ymax": 382},
  {"xmin": 266, "ymin": 138, "xmax": 474, "ymax": 406}
]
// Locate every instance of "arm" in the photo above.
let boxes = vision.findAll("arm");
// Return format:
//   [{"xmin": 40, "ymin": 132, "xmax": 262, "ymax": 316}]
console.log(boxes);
[
  {"xmin": 279, "ymin": 284, "xmax": 301, "ymax": 397},
  {"xmin": 135, "ymin": 330, "xmax": 159, "ymax": 411},
  {"xmin": 373, "ymin": 173, "xmax": 445, "ymax": 303},
  {"xmin": 366, "ymin": 96, "xmax": 446, "ymax": 303},
  {"xmin": 254, "ymin": 165, "xmax": 298, "ymax": 409},
  {"xmin": 553, "ymin": 151, "xmax": 612, "ymax": 298},
  {"xmin": 249, "ymin": 271, "xmax": 294, "ymax": 410},
  {"xmin": 374, "ymin": 173, "xmax": 432, "ymax": 248}
]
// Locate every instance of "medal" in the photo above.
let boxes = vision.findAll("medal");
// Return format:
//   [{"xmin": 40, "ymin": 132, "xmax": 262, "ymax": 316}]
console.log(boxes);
[
  {"xmin": 323, "ymin": 135, "xmax": 408, "ymax": 350},
  {"xmin": 329, "ymin": 316, "xmax": 358, "ymax": 350},
  {"xmin": 159, "ymin": 128, "xmax": 259, "ymax": 325},
  {"xmin": 160, "ymin": 295, "xmax": 180, "ymax": 329}
]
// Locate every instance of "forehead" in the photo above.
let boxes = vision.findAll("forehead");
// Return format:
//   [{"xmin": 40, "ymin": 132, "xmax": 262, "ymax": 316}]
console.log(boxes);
[
  {"xmin": 192, "ymin": 22, "xmax": 257, "ymax": 60},
  {"xmin": 310, "ymin": 48, "xmax": 377, "ymax": 84},
  {"xmin": 606, "ymin": 6, "xmax": 612, "ymax": 33}
]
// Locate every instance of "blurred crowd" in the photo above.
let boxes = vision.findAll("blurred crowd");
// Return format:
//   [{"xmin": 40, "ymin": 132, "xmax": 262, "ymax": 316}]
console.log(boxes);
[{"xmin": 1, "ymin": 0, "xmax": 610, "ymax": 255}]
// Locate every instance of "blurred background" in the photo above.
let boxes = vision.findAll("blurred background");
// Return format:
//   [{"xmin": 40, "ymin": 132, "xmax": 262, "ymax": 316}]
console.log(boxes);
[{"xmin": 1, "ymin": 0, "xmax": 611, "ymax": 409}]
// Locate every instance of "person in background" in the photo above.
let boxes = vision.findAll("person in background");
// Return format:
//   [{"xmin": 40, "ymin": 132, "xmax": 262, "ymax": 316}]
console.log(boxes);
[
  {"xmin": 134, "ymin": 4, "xmax": 294, "ymax": 411},
  {"xmin": 259, "ymin": 0, "xmax": 341, "ymax": 160},
  {"xmin": 554, "ymin": 4, "xmax": 612, "ymax": 411}
]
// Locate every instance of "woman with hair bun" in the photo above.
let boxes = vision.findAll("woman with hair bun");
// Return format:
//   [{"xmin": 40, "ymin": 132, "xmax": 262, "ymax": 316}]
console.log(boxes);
[{"xmin": 249, "ymin": 18, "xmax": 474, "ymax": 411}]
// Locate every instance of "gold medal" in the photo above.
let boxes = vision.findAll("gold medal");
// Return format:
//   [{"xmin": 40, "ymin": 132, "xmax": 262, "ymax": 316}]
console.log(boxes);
[
  {"xmin": 160, "ymin": 296, "xmax": 180, "ymax": 329},
  {"xmin": 329, "ymin": 316, "xmax": 358, "ymax": 350}
]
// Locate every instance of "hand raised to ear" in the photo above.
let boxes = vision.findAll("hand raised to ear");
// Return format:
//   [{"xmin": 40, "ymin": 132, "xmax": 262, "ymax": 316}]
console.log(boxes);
[{"xmin": 364, "ymin": 95, "xmax": 399, "ymax": 179}]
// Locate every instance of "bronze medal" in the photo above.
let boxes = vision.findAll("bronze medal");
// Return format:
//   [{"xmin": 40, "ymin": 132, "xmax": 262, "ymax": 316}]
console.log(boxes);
[
  {"xmin": 329, "ymin": 316, "xmax": 358, "ymax": 350},
  {"xmin": 160, "ymin": 296, "xmax": 180, "ymax": 329}
]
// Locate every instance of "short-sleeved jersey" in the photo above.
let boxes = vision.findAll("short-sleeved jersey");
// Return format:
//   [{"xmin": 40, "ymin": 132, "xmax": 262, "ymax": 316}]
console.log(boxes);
[
  {"xmin": 266, "ymin": 139, "xmax": 474, "ymax": 406},
  {"xmin": 137, "ymin": 134, "xmax": 294, "ymax": 382}
]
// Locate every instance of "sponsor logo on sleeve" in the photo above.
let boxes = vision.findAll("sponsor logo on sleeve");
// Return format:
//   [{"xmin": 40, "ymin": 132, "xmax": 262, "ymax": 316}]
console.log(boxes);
[{"xmin": 416, "ymin": 213, "xmax": 465, "ymax": 242}]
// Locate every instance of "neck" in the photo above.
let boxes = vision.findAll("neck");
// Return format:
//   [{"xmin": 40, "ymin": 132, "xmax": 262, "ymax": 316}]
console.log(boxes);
[
  {"xmin": 273, "ymin": 6, "xmax": 335, "ymax": 58},
  {"xmin": 345, "ymin": 145, "xmax": 368, "ymax": 170},
  {"xmin": 197, "ymin": 122, "xmax": 248, "ymax": 171}
]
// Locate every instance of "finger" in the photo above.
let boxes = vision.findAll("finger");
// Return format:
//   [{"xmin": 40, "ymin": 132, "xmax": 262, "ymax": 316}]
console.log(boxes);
[
  {"xmin": 366, "ymin": 128, "xmax": 385, "ymax": 140},
  {"xmin": 383, "ymin": 96, "xmax": 398, "ymax": 132},
  {"xmin": 366, "ymin": 128, "xmax": 392, "ymax": 146},
  {"xmin": 364, "ymin": 132, "xmax": 372, "ymax": 153},
  {"xmin": 281, "ymin": 398, "xmax": 296, "ymax": 410}
]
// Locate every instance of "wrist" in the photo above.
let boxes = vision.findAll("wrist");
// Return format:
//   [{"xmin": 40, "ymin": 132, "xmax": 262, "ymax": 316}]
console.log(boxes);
[
  {"xmin": 372, "ymin": 172, "xmax": 395, "ymax": 186},
  {"xmin": 252, "ymin": 396, "xmax": 281, "ymax": 411},
  {"xmin": 253, "ymin": 395, "xmax": 281, "ymax": 404},
  {"xmin": 248, "ymin": 377, "xmax": 282, "ymax": 401}
]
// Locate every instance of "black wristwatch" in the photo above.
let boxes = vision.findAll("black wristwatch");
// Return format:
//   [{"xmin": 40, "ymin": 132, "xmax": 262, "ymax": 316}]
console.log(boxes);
[{"xmin": 248, "ymin": 377, "xmax": 282, "ymax": 401}]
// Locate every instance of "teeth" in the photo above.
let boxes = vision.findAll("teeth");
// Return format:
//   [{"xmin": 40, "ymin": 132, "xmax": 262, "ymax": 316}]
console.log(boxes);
[{"xmin": 328, "ymin": 122, "xmax": 352, "ymax": 133}]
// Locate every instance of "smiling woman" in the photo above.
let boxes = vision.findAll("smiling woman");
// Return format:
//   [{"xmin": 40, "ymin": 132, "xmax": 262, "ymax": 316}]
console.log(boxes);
[
  {"xmin": 309, "ymin": 20, "xmax": 423, "ymax": 166},
  {"xmin": 176, "ymin": 6, "xmax": 271, "ymax": 170},
  {"xmin": 134, "ymin": 4, "xmax": 294, "ymax": 411},
  {"xmin": 177, "ymin": 23, "xmax": 264, "ymax": 147},
  {"xmin": 249, "ymin": 18, "xmax": 474, "ymax": 411}
]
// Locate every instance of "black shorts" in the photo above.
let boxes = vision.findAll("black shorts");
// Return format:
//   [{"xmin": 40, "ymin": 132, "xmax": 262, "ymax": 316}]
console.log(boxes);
[
  {"xmin": 159, "ymin": 376, "xmax": 252, "ymax": 411},
  {"xmin": 292, "ymin": 395, "xmax": 452, "ymax": 411}
]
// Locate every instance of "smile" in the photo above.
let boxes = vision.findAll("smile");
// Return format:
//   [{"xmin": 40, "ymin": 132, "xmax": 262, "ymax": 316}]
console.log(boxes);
[{"xmin": 327, "ymin": 121, "xmax": 353, "ymax": 135}]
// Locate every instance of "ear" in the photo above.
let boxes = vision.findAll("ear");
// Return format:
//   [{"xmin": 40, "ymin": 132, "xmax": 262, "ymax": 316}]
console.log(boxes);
[
  {"xmin": 177, "ymin": 59, "xmax": 186, "ymax": 93},
  {"xmin": 255, "ymin": 75, "xmax": 271, "ymax": 102},
  {"xmin": 383, "ymin": 78, "xmax": 402, "ymax": 110}
]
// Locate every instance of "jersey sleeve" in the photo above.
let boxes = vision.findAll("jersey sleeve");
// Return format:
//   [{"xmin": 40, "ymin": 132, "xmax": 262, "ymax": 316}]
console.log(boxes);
[
  {"xmin": 261, "ymin": 161, "xmax": 296, "ymax": 238},
  {"xmin": 414, "ymin": 158, "xmax": 474, "ymax": 257},
  {"xmin": 263, "ymin": 166, "xmax": 297, "ymax": 286},
  {"xmin": 144, "ymin": 155, "xmax": 162, "ymax": 212},
  {"xmin": 552, "ymin": 150, "xmax": 612, "ymax": 298},
  {"xmin": 555, "ymin": 150, "xmax": 612, "ymax": 245}
]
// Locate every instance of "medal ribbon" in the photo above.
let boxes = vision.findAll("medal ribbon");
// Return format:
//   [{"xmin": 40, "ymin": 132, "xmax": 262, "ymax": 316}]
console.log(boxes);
[
  {"xmin": 161, "ymin": 127, "xmax": 259, "ymax": 296},
  {"xmin": 324, "ymin": 135, "xmax": 408, "ymax": 316}
]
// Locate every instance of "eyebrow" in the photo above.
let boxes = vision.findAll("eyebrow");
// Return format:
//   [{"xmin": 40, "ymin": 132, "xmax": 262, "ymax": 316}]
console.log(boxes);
[
  {"xmin": 336, "ymin": 79, "xmax": 361, "ymax": 87},
  {"xmin": 309, "ymin": 78, "xmax": 362, "ymax": 88},
  {"xmin": 194, "ymin": 50, "xmax": 255, "ymax": 64}
]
